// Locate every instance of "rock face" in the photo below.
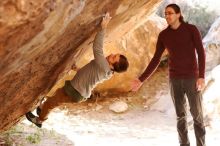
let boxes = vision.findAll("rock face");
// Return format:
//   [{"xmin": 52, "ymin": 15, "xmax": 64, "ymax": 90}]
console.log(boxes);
[
  {"xmin": 109, "ymin": 101, "xmax": 128, "ymax": 113},
  {"xmin": 94, "ymin": 15, "xmax": 167, "ymax": 92},
  {"xmin": 0, "ymin": 0, "xmax": 162, "ymax": 131},
  {"xmin": 203, "ymin": 17, "xmax": 220, "ymax": 71},
  {"xmin": 203, "ymin": 65, "xmax": 220, "ymax": 124}
]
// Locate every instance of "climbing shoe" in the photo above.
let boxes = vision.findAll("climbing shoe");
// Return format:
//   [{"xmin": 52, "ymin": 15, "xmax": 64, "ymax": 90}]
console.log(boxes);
[
  {"xmin": 26, "ymin": 112, "xmax": 42, "ymax": 128},
  {"xmin": 36, "ymin": 106, "xmax": 41, "ymax": 116}
]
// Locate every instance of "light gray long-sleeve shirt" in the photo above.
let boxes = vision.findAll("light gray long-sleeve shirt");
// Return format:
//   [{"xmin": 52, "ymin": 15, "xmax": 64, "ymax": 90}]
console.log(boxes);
[{"xmin": 70, "ymin": 30, "xmax": 113, "ymax": 98}]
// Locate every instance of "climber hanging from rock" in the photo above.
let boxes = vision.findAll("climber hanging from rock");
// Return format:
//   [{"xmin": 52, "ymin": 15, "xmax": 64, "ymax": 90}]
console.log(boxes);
[{"xmin": 25, "ymin": 12, "xmax": 129, "ymax": 128}]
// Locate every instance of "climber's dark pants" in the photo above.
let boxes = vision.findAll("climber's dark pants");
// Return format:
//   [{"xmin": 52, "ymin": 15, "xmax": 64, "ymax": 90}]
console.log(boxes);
[
  {"xmin": 39, "ymin": 81, "xmax": 84, "ymax": 121},
  {"xmin": 169, "ymin": 78, "xmax": 206, "ymax": 146}
]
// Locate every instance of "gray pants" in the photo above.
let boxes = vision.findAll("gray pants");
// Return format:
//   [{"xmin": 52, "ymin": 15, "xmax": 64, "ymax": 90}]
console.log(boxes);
[{"xmin": 169, "ymin": 78, "xmax": 206, "ymax": 146}]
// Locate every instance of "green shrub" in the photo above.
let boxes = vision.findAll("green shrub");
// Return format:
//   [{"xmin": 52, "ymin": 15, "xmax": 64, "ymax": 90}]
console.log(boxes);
[
  {"xmin": 0, "ymin": 126, "xmax": 24, "ymax": 146},
  {"xmin": 26, "ymin": 132, "xmax": 41, "ymax": 144}
]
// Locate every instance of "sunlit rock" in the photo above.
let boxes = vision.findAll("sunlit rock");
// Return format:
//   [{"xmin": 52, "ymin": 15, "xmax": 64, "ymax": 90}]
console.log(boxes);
[
  {"xmin": 95, "ymin": 14, "xmax": 167, "ymax": 93},
  {"xmin": 0, "ymin": 0, "xmax": 162, "ymax": 131},
  {"xmin": 203, "ymin": 65, "xmax": 220, "ymax": 126},
  {"xmin": 203, "ymin": 17, "xmax": 220, "ymax": 71},
  {"xmin": 109, "ymin": 101, "xmax": 128, "ymax": 113}
]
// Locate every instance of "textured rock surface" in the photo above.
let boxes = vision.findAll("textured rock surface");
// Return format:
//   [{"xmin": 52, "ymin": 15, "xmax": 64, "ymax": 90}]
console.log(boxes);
[
  {"xmin": 109, "ymin": 101, "xmax": 128, "ymax": 113},
  {"xmin": 203, "ymin": 17, "xmax": 220, "ymax": 71},
  {"xmin": 94, "ymin": 15, "xmax": 167, "ymax": 92},
  {"xmin": 0, "ymin": 0, "xmax": 162, "ymax": 131}
]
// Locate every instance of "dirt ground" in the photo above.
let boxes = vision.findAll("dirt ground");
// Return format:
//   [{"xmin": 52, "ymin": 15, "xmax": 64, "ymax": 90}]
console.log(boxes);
[{"xmin": 1, "ymin": 68, "xmax": 220, "ymax": 146}]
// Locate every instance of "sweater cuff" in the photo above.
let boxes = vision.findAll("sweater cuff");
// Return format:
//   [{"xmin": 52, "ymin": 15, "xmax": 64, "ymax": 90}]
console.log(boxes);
[
  {"xmin": 199, "ymin": 74, "xmax": 205, "ymax": 79},
  {"xmin": 138, "ymin": 76, "xmax": 145, "ymax": 82}
]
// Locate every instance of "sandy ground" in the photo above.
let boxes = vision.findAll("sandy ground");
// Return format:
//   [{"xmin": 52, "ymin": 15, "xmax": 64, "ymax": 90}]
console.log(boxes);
[{"xmin": 1, "ymin": 68, "xmax": 220, "ymax": 146}]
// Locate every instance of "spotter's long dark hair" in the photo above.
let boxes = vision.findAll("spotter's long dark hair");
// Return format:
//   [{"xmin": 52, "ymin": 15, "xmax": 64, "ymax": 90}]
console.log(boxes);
[{"xmin": 166, "ymin": 4, "xmax": 185, "ymax": 23}]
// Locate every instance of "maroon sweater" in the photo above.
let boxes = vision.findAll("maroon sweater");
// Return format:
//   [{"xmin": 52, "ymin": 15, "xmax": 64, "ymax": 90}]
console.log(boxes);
[{"xmin": 139, "ymin": 23, "xmax": 205, "ymax": 82}]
